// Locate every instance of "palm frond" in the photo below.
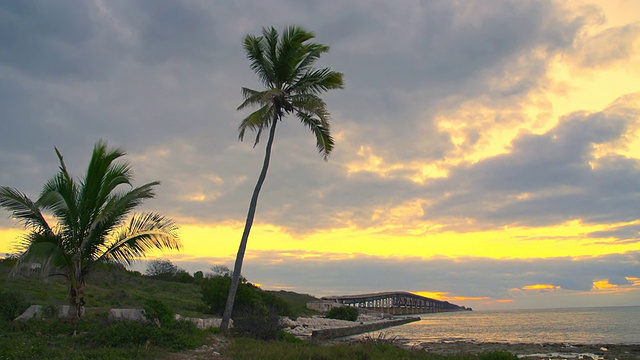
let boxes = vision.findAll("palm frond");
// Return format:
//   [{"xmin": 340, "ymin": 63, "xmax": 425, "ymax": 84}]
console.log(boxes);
[
  {"xmin": 10, "ymin": 233, "xmax": 70, "ymax": 279},
  {"xmin": 276, "ymin": 25, "xmax": 314, "ymax": 85},
  {"xmin": 238, "ymin": 105, "xmax": 273, "ymax": 146},
  {"xmin": 79, "ymin": 142, "xmax": 129, "ymax": 234},
  {"xmin": 244, "ymin": 35, "xmax": 274, "ymax": 88},
  {"xmin": 288, "ymin": 43, "xmax": 330, "ymax": 83},
  {"xmin": 0, "ymin": 187, "xmax": 54, "ymax": 235},
  {"xmin": 82, "ymin": 181, "xmax": 159, "ymax": 260},
  {"xmin": 237, "ymin": 88, "xmax": 270, "ymax": 111},
  {"xmin": 296, "ymin": 112, "xmax": 334, "ymax": 159},
  {"xmin": 288, "ymin": 68, "xmax": 344, "ymax": 95},
  {"xmin": 290, "ymin": 94, "xmax": 331, "ymax": 125},
  {"xmin": 96, "ymin": 212, "xmax": 180, "ymax": 266}
]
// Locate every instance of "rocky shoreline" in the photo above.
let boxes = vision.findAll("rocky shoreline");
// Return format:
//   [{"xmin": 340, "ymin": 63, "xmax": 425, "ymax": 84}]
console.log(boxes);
[
  {"xmin": 411, "ymin": 341, "xmax": 640, "ymax": 359},
  {"xmin": 280, "ymin": 316, "xmax": 640, "ymax": 359},
  {"xmin": 281, "ymin": 314, "xmax": 400, "ymax": 338}
]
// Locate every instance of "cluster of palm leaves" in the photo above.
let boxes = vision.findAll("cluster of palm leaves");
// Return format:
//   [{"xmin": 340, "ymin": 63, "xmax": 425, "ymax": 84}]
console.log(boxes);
[
  {"xmin": 0, "ymin": 141, "xmax": 181, "ymax": 319},
  {"xmin": 221, "ymin": 25, "xmax": 343, "ymax": 330}
]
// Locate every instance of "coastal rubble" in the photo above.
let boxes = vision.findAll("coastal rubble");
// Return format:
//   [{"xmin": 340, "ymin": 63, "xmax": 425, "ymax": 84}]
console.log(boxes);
[{"xmin": 281, "ymin": 314, "xmax": 391, "ymax": 337}]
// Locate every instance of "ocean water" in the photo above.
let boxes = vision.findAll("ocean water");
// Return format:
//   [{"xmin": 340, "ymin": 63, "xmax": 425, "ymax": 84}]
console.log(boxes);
[{"xmin": 359, "ymin": 306, "xmax": 640, "ymax": 345}]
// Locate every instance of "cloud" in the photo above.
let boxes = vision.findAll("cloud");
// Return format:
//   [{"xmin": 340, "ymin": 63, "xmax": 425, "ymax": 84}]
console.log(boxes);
[
  {"xmin": 588, "ymin": 223, "xmax": 640, "ymax": 243},
  {"xmin": 153, "ymin": 250, "xmax": 640, "ymax": 309},
  {"xmin": 571, "ymin": 23, "xmax": 640, "ymax": 68},
  {"xmin": 422, "ymin": 96, "xmax": 640, "ymax": 230}
]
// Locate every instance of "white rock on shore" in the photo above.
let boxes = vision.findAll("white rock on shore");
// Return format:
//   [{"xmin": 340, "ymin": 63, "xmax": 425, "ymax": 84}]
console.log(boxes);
[{"xmin": 281, "ymin": 314, "xmax": 392, "ymax": 337}]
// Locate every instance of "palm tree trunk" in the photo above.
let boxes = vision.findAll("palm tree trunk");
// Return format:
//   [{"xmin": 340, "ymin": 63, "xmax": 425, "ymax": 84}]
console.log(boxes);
[
  {"xmin": 69, "ymin": 282, "xmax": 85, "ymax": 321},
  {"xmin": 220, "ymin": 121, "xmax": 278, "ymax": 331}
]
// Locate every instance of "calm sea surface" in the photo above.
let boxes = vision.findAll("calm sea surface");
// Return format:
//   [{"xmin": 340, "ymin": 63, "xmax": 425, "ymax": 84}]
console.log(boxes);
[{"xmin": 358, "ymin": 306, "xmax": 640, "ymax": 345}]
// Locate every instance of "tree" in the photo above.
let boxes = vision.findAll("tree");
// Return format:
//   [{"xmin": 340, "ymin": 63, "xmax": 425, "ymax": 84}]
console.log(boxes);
[
  {"xmin": 145, "ymin": 259, "xmax": 178, "ymax": 279},
  {"xmin": 0, "ymin": 140, "xmax": 181, "ymax": 319},
  {"xmin": 209, "ymin": 264, "xmax": 233, "ymax": 278},
  {"xmin": 220, "ymin": 25, "xmax": 344, "ymax": 331}
]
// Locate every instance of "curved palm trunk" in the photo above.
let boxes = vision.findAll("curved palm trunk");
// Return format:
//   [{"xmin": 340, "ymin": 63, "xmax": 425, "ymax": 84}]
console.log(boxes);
[{"xmin": 220, "ymin": 121, "xmax": 278, "ymax": 331}]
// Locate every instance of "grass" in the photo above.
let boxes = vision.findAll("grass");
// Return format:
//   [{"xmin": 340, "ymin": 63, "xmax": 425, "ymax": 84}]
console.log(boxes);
[
  {"xmin": 0, "ymin": 260, "xmax": 205, "ymax": 317},
  {"xmin": 227, "ymin": 337, "xmax": 518, "ymax": 360},
  {"xmin": 0, "ymin": 259, "xmax": 520, "ymax": 359},
  {"xmin": 266, "ymin": 290, "xmax": 321, "ymax": 317},
  {"xmin": 0, "ymin": 314, "xmax": 210, "ymax": 359}
]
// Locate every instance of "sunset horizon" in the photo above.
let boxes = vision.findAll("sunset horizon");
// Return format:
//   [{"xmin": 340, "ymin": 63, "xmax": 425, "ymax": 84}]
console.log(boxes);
[{"xmin": 1, "ymin": 0, "xmax": 639, "ymax": 312}]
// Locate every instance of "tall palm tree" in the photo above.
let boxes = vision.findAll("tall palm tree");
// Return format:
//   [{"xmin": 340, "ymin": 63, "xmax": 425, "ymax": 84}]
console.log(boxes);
[
  {"xmin": 0, "ymin": 140, "xmax": 181, "ymax": 319},
  {"xmin": 220, "ymin": 25, "xmax": 344, "ymax": 331}
]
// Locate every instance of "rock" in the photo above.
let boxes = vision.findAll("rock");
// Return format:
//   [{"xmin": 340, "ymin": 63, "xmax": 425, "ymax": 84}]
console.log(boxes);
[
  {"xmin": 173, "ymin": 314, "xmax": 230, "ymax": 329},
  {"xmin": 14, "ymin": 305, "xmax": 43, "ymax": 321},
  {"xmin": 108, "ymin": 308, "xmax": 147, "ymax": 322}
]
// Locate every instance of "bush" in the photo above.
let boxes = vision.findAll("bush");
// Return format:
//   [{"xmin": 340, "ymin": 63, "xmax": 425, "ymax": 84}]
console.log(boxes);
[
  {"xmin": 90, "ymin": 319, "xmax": 206, "ymax": 351},
  {"xmin": 201, "ymin": 276, "xmax": 288, "ymax": 317},
  {"xmin": 259, "ymin": 290, "xmax": 293, "ymax": 317},
  {"xmin": 174, "ymin": 269, "xmax": 194, "ymax": 283},
  {"xmin": 325, "ymin": 306, "xmax": 359, "ymax": 321},
  {"xmin": 233, "ymin": 305, "xmax": 283, "ymax": 340},
  {"xmin": 0, "ymin": 290, "xmax": 29, "ymax": 322},
  {"xmin": 143, "ymin": 298, "xmax": 175, "ymax": 326}
]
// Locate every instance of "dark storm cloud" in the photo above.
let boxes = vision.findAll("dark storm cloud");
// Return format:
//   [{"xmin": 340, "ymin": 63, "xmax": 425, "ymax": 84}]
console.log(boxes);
[
  {"xmin": 422, "ymin": 101, "xmax": 640, "ymax": 228},
  {"xmin": 0, "ymin": 1, "xmax": 121, "ymax": 79},
  {"xmin": 106, "ymin": 0, "xmax": 218, "ymax": 65},
  {"xmin": 0, "ymin": 0, "xmax": 638, "ymax": 238}
]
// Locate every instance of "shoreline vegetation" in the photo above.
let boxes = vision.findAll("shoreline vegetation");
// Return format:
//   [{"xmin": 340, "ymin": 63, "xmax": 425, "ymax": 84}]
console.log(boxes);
[
  {"xmin": 2, "ymin": 262, "xmax": 638, "ymax": 359},
  {"xmin": 6, "ymin": 307, "xmax": 639, "ymax": 359}
]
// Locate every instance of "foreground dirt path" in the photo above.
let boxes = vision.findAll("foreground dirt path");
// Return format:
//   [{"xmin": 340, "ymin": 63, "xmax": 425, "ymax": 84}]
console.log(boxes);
[{"xmin": 160, "ymin": 334, "xmax": 231, "ymax": 360}]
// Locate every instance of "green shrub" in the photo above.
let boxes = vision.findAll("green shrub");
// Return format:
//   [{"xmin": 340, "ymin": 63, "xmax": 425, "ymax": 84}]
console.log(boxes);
[
  {"xmin": 259, "ymin": 290, "xmax": 293, "ymax": 317},
  {"xmin": 143, "ymin": 298, "xmax": 175, "ymax": 326},
  {"xmin": 325, "ymin": 306, "xmax": 359, "ymax": 321},
  {"xmin": 233, "ymin": 305, "xmax": 283, "ymax": 340},
  {"xmin": 200, "ymin": 276, "xmax": 291, "ymax": 317},
  {"xmin": 89, "ymin": 319, "xmax": 205, "ymax": 351},
  {"xmin": 200, "ymin": 276, "xmax": 233, "ymax": 315},
  {"xmin": 0, "ymin": 290, "xmax": 29, "ymax": 322},
  {"xmin": 174, "ymin": 269, "xmax": 194, "ymax": 283}
]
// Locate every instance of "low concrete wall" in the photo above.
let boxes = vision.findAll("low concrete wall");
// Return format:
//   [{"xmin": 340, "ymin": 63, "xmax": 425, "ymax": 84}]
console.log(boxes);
[{"xmin": 311, "ymin": 317, "xmax": 420, "ymax": 340}]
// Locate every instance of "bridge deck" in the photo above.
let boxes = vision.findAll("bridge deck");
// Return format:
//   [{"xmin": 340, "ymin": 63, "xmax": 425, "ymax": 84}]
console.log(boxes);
[{"xmin": 320, "ymin": 291, "xmax": 470, "ymax": 315}]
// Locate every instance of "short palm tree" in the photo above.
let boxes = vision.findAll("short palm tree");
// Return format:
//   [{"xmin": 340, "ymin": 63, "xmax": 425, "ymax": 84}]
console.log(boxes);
[
  {"xmin": 220, "ymin": 25, "xmax": 344, "ymax": 330},
  {"xmin": 0, "ymin": 140, "xmax": 181, "ymax": 319}
]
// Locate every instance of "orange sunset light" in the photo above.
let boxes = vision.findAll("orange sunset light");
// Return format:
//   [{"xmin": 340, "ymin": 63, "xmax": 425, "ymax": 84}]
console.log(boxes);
[{"xmin": 522, "ymin": 284, "xmax": 562, "ymax": 291}]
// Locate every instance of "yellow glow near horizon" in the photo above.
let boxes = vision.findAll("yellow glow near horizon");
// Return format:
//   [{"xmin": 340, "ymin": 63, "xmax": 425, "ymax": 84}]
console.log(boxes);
[
  {"xmin": 412, "ymin": 291, "xmax": 490, "ymax": 302},
  {"xmin": 412, "ymin": 291, "xmax": 448, "ymax": 300},
  {"xmin": 522, "ymin": 284, "xmax": 562, "ymax": 291},
  {"xmin": 3, "ymin": 218, "xmax": 639, "ymax": 262}
]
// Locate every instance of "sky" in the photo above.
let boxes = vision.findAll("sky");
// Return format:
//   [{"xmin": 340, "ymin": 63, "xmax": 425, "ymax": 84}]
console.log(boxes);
[{"xmin": 1, "ymin": 0, "xmax": 639, "ymax": 311}]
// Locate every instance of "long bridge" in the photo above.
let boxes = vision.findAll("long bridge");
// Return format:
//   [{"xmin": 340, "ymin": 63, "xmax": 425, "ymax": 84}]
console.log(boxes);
[{"xmin": 316, "ymin": 291, "xmax": 471, "ymax": 315}]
